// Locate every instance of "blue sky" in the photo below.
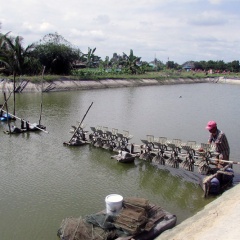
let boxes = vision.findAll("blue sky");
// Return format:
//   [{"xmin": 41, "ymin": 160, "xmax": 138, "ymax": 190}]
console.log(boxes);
[{"xmin": 0, "ymin": 0, "xmax": 239, "ymax": 64}]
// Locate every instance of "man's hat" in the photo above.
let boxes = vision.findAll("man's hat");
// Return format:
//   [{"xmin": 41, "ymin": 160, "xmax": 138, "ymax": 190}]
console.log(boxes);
[{"xmin": 206, "ymin": 121, "xmax": 217, "ymax": 130}]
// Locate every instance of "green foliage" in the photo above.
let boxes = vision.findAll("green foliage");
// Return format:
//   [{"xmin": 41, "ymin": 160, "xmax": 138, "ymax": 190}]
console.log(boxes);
[
  {"xmin": 0, "ymin": 33, "xmax": 37, "ymax": 76},
  {"xmin": 1, "ymin": 30, "xmax": 240, "ymax": 79},
  {"xmin": 71, "ymin": 67, "xmax": 125, "ymax": 80},
  {"xmin": 149, "ymin": 59, "xmax": 165, "ymax": 71},
  {"xmin": 99, "ymin": 56, "xmax": 110, "ymax": 69},
  {"xmin": 33, "ymin": 32, "xmax": 81, "ymax": 75},
  {"xmin": 190, "ymin": 60, "xmax": 240, "ymax": 73},
  {"xmin": 122, "ymin": 49, "xmax": 142, "ymax": 74},
  {"xmin": 80, "ymin": 47, "xmax": 101, "ymax": 68}
]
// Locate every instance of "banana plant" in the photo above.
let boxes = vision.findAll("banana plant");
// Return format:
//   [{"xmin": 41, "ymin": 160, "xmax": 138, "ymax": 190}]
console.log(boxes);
[
  {"xmin": 122, "ymin": 49, "xmax": 141, "ymax": 74},
  {"xmin": 82, "ymin": 47, "xmax": 96, "ymax": 68}
]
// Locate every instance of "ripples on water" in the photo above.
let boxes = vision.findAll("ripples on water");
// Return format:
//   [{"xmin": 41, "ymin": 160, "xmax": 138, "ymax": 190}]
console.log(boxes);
[{"xmin": 0, "ymin": 83, "xmax": 239, "ymax": 239}]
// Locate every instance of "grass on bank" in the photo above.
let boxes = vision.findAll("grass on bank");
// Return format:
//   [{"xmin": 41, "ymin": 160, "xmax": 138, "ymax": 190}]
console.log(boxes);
[{"xmin": 1, "ymin": 69, "xmax": 240, "ymax": 83}]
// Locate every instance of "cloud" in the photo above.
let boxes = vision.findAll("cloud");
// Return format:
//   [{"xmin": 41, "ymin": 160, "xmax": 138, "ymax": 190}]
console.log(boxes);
[
  {"xmin": 190, "ymin": 11, "xmax": 228, "ymax": 26},
  {"xmin": 209, "ymin": 0, "xmax": 222, "ymax": 4},
  {"xmin": 70, "ymin": 29, "xmax": 106, "ymax": 41},
  {"xmin": 1, "ymin": 0, "xmax": 240, "ymax": 63},
  {"xmin": 93, "ymin": 15, "xmax": 110, "ymax": 25},
  {"xmin": 39, "ymin": 22, "xmax": 55, "ymax": 32}
]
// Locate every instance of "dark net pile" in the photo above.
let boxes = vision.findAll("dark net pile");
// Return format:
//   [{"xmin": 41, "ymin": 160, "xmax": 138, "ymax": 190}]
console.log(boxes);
[{"xmin": 57, "ymin": 197, "xmax": 168, "ymax": 240}]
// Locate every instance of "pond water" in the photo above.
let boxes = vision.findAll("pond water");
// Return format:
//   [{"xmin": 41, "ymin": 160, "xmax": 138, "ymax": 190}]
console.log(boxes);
[{"xmin": 0, "ymin": 82, "xmax": 239, "ymax": 240}]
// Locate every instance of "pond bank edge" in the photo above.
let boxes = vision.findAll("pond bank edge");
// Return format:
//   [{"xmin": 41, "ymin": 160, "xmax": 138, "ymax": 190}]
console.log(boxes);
[
  {"xmin": 1, "ymin": 77, "xmax": 239, "ymax": 93},
  {"xmin": 0, "ymin": 78, "xmax": 210, "ymax": 92},
  {"xmin": 157, "ymin": 183, "xmax": 240, "ymax": 240}
]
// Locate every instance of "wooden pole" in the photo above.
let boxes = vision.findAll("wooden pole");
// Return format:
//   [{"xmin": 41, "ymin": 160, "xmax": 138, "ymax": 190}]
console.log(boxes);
[
  {"xmin": 13, "ymin": 72, "xmax": 16, "ymax": 116},
  {"xmin": 39, "ymin": 66, "xmax": 45, "ymax": 125},
  {"xmin": 209, "ymin": 158, "xmax": 240, "ymax": 165},
  {"xmin": 1, "ymin": 109, "xmax": 49, "ymax": 133},
  {"xmin": 0, "ymin": 90, "xmax": 13, "ymax": 113},
  {"xmin": 3, "ymin": 92, "xmax": 11, "ymax": 133},
  {"xmin": 68, "ymin": 102, "xmax": 93, "ymax": 143}
]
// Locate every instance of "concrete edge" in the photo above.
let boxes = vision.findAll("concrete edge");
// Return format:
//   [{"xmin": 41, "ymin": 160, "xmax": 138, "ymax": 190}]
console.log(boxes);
[
  {"xmin": 157, "ymin": 183, "xmax": 240, "ymax": 240},
  {"xmin": 0, "ymin": 78, "xmax": 211, "ymax": 92}
]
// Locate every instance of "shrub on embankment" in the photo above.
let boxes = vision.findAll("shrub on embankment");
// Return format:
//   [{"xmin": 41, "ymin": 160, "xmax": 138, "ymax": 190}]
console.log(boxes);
[{"xmin": 2, "ymin": 69, "xmax": 239, "ymax": 83}]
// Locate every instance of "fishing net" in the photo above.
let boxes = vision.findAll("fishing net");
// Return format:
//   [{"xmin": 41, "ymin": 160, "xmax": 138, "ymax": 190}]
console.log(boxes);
[
  {"xmin": 57, "ymin": 216, "xmax": 117, "ymax": 240},
  {"xmin": 114, "ymin": 199, "xmax": 149, "ymax": 235},
  {"xmin": 57, "ymin": 197, "xmax": 170, "ymax": 240}
]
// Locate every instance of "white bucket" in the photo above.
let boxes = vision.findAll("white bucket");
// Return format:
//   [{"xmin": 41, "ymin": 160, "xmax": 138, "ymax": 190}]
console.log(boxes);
[{"xmin": 105, "ymin": 194, "xmax": 123, "ymax": 215}]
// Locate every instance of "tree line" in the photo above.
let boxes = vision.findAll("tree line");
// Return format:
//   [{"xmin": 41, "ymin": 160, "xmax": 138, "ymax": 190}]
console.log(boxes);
[{"xmin": 0, "ymin": 28, "xmax": 239, "ymax": 78}]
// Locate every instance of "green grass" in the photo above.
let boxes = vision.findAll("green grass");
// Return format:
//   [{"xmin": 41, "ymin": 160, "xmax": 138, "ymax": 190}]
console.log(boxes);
[{"xmin": 3, "ymin": 70, "xmax": 240, "ymax": 83}]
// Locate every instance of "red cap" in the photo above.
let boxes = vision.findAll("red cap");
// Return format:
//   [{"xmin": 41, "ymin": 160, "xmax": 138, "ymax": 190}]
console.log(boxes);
[{"xmin": 206, "ymin": 121, "xmax": 217, "ymax": 130}]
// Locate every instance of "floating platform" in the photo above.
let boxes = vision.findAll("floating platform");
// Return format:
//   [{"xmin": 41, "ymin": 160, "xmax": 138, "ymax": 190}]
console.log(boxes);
[{"xmin": 57, "ymin": 197, "xmax": 177, "ymax": 240}]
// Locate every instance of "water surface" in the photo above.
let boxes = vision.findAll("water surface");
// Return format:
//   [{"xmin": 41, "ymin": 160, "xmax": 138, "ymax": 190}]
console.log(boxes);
[{"xmin": 0, "ymin": 82, "xmax": 239, "ymax": 240}]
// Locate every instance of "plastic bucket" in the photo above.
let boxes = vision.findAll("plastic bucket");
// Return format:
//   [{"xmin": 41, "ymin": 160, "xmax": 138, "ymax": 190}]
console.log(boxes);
[{"xmin": 105, "ymin": 194, "xmax": 123, "ymax": 215}]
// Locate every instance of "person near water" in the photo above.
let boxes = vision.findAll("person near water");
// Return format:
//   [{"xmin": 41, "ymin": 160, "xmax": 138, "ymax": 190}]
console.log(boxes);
[{"xmin": 205, "ymin": 120, "xmax": 230, "ymax": 167}]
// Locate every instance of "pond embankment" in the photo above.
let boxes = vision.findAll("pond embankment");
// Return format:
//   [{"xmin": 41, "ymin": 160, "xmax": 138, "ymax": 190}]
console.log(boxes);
[
  {"xmin": 1, "ymin": 77, "xmax": 240, "ymax": 93},
  {"xmin": 157, "ymin": 183, "xmax": 240, "ymax": 240},
  {"xmin": 0, "ymin": 78, "xmax": 209, "ymax": 92}
]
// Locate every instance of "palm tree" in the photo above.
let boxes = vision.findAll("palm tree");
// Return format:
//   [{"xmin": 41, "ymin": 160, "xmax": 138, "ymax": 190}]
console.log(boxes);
[
  {"xmin": 0, "ymin": 33, "xmax": 35, "ymax": 114},
  {"xmin": 2, "ymin": 35, "xmax": 35, "ymax": 74},
  {"xmin": 0, "ymin": 31, "xmax": 11, "ymax": 67}
]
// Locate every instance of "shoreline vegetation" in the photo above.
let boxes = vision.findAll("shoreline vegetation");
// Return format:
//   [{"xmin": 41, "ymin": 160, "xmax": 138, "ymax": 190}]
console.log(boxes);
[{"xmin": 0, "ymin": 71, "xmax": 240, "ymax": 93}]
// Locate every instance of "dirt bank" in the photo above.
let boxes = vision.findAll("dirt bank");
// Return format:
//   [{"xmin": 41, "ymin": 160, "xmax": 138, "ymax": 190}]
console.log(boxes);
[{"xmin": 0, "ymin": 78, "xmax": 209, "ymax": 92}]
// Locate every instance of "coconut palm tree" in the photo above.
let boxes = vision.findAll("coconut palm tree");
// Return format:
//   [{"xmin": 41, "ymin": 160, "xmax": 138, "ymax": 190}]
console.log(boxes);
[
  {"xmin": 0, "ymin": 32, "xmax": 11, "ymax": 67},
  {"xmin": 0, "ymin": 33, "xmax": 35, "ymax": 114},
  {"xmin": 2, "ymin": 35, "xmax": 35, "ymax": 74}
]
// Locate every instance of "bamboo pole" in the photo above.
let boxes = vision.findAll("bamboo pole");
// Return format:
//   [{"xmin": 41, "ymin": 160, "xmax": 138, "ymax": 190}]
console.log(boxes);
[
  {"xmin": 68, "ymin": 102, "xmax": 93, "ymax": 143},
  {"xmin": 0, "ymin": 90, "xmax": 13, "ymax": 113},
  {"xmin": 39, "ymin": 66, "xmax": 45, "ymax": 125},
  {"xmin": 209, "ymin": 158, "xmax": 240, "ymax": 165},
  {"xmin": 13, "ymin": 72, "xmax": 16, "ymax": 116},
  {"xmin": 3, "ymin": 92, "xmax": 11, "ymax": 133},
  {"xmin": 1, "ymin": 109, "xmax": 49, "ymax": 133}
]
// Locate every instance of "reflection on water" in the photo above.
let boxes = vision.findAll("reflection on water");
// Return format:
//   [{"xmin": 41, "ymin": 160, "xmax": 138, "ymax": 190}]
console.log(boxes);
[{"xmin": 0, "ymin": 83, "xmax": 240, "ymax": 239}]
